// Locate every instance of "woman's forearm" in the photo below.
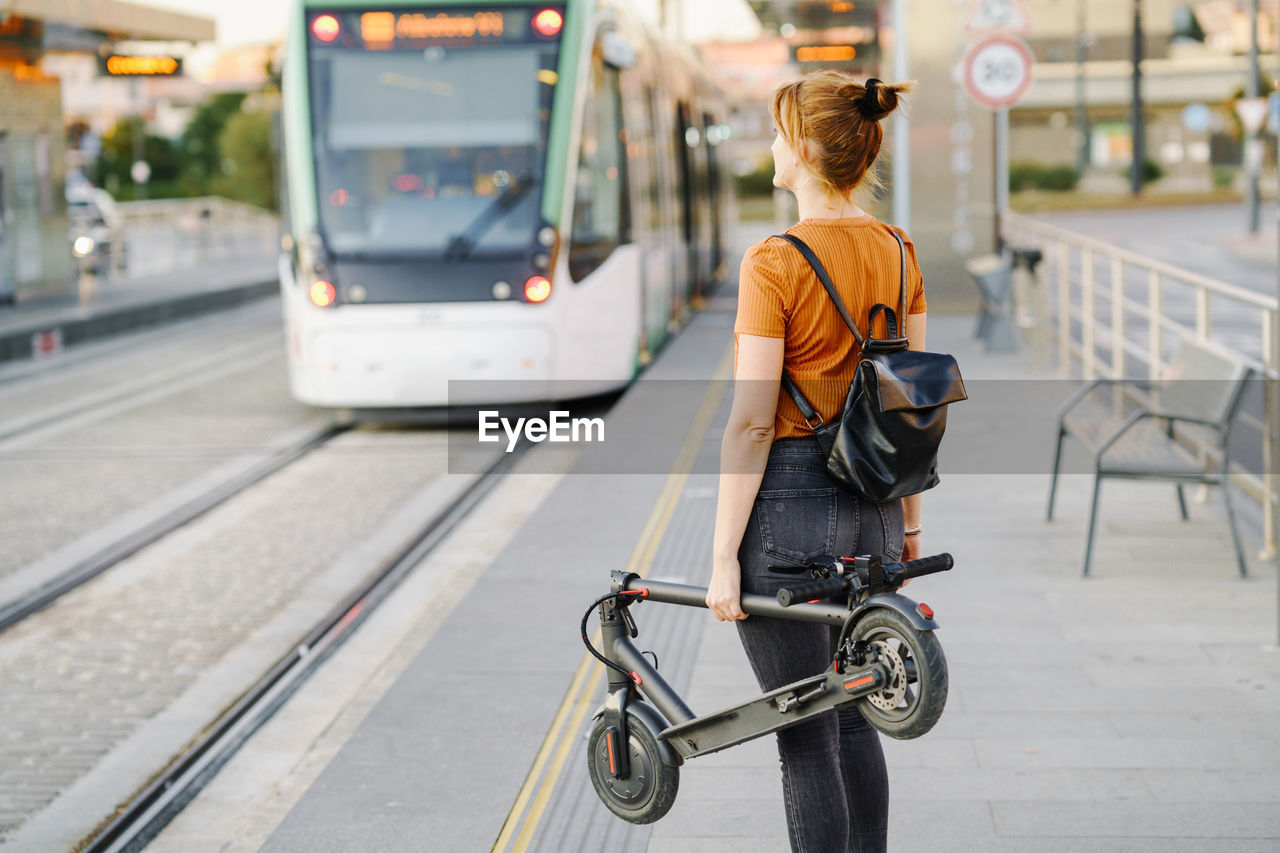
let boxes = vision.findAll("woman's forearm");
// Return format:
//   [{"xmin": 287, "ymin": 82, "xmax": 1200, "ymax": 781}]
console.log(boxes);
[
  {"xmin": 711, "ymin": 424, "xmax": 773, "ymax": 562},
  {"xmin": 901, "ymin": 492, "xmax": 922, "ymax": 529}
]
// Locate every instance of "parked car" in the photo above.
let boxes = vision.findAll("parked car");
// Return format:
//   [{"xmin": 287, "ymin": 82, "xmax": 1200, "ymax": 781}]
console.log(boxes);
[{"xmin": 67, "ymin": 185, "xmax": 126, "ymax": 276}]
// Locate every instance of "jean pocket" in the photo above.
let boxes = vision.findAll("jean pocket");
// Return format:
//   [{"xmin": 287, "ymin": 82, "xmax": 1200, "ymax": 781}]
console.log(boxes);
[
  {"xmin": 754, "ymin": 488, "xmax": 839, "ymax": 566},
  {"xmin": 877, "ymin": 500, "xmax": 905, "ymax": 562}
]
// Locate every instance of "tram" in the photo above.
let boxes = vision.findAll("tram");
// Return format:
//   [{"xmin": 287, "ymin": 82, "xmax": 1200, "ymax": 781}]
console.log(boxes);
[{"xmin": 279, "ymin": 0, "xmax": 733, "ymax": 407}]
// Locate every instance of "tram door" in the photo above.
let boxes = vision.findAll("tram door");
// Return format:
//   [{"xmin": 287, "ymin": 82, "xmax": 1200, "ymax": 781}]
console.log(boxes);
[
  {"xmin": 702, "ymin": 112, "xmax": 724, "ymax": 281},
  {"xmin": 675, "ymin": 101, "xmax": 697, "ymax": 307},
  {"xmin": 0, "ymin": 134, "xmax": 12, "ymax": 304}
]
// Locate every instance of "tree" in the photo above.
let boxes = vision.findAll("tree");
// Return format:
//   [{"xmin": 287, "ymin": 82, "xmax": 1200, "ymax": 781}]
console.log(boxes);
[
  {"xmin": 92, "ymin": 117, "xmax": 182, "ymax": 199},
  {"xmin": 179, "ymin": 92, "xmax": 247, "ymax": 195},
  {"xmin": 215, "ymin": 109, "xmax": 277, "ymax": 210}
]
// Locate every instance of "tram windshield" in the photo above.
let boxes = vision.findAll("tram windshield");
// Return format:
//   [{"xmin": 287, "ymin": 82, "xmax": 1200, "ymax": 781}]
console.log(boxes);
[{"xmin": 306, "ymin": 7, "xmax": 563, "ymax": 257}]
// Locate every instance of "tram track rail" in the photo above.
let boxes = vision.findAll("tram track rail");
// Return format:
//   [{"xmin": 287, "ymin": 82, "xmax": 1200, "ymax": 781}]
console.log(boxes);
[
  {"xmin": 0, "ymin": 421, "xmax": 348, "ymax": 633},
  {"xmin": 0, "ymin": 333, "xmax": 283, "ymax": 449},
  {"xmin": 79, "ymin": 440, "xmax": 528, "ymax": 853}
]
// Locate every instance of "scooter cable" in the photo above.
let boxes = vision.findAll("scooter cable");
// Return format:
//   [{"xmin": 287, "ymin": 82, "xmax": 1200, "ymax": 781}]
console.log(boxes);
[{"xmin": 580, "ymin": 590, "xmax": 648, "ymax": 680}]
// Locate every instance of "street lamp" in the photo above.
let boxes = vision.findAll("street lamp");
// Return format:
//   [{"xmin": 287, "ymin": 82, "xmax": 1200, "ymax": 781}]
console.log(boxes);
[{"xmin": 1076, "ymin": 0, "xmax": 1089, "ymax": 176}]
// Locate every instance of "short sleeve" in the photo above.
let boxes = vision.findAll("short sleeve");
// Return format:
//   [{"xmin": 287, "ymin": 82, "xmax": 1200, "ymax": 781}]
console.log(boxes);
[
  {"xmin": 902, "ymin": 233, "xmax": 927, "ymax": 314},
  {"xmin": 734, "ymin": 239, "xmax": 788, "ymax": 338}
]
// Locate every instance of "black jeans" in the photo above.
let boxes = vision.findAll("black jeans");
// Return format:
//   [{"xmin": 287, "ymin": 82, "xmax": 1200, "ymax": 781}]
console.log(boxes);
[{"xmin": 735, "ymin": 436, "xmax": 900, "ymax": 853}]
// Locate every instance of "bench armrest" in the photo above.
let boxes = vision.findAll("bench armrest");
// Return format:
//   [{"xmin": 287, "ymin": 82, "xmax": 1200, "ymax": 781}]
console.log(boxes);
[
  {"xmin": 1055, "ymin": 377, "xmax": 1155, "ymax": 423},
  {"xmin": 1145, "ymin": 412, "xmax": 1226, "ymax": 431}
]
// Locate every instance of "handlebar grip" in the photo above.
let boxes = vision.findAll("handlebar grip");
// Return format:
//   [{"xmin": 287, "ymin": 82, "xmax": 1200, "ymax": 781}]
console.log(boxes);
[
  {"xmin": 777, "ymin": 576, "xmax": 850, "ymax": 607},
  {"xmin": 887, "ymin": 553, "xmax": 954, "ymax": 583}
]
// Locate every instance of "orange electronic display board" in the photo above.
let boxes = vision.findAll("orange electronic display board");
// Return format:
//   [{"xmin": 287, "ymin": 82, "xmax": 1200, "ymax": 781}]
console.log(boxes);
[{"xmin": 99, "ymin": 55, "xmax": 183, "ymax": 77}]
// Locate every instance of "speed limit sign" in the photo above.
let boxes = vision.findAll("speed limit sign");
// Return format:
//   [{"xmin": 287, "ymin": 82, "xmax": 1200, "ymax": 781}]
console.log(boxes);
[{"xmin": 964, "ymin": 35, "xmax": 1034, "ymax": 109}]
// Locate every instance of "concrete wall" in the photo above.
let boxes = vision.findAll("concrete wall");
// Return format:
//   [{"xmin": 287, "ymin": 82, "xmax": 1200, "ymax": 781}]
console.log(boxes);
[{"xmin": 0, "ymin": 66, "xmax": 75, "ymax": 303}]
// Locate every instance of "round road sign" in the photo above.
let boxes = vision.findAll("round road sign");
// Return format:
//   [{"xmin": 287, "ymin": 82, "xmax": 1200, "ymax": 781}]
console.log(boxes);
[{"xmin": 964, "ymin": 35, "xmax": 1034, "ymax": 109}]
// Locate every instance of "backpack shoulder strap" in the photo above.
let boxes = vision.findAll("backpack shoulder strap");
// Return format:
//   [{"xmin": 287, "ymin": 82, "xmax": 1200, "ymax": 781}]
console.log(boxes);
[
  {"xmin": 865, "ymin": 227, "xmax": 911, "ymax": 343},
  {"xmin": 771, "ymin": 232, "xmax": 863, "ymax": 429},
  {"xmin": 773, "ymin": 233, "xmax": 865, "ymax": 346}
]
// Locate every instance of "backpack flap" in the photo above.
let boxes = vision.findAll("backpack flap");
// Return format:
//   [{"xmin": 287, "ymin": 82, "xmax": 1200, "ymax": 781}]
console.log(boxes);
[{"xmin": 862, "ymin": 351, "xmax": 968, "ymax": 413}]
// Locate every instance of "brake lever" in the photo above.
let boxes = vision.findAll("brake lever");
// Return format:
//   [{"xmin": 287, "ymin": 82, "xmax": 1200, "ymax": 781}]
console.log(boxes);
[{"xmin": 620, "ymin": 604, "xmax": 638, "ymax": 639}]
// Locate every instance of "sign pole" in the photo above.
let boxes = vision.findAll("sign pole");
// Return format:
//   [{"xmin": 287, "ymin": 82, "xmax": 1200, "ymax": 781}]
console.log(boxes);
[{"xmin": 995, "ymin": 107, "xmax": 1009, "ymax": 251}]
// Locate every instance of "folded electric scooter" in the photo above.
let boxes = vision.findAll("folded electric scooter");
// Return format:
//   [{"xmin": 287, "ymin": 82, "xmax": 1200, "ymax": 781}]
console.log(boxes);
[{"xmin": 581, "ymin": 552, "xmax": 953, "ymax": 823}]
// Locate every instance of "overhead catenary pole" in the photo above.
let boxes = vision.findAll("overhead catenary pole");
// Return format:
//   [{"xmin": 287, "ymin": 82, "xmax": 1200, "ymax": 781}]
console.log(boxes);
[
  {"xmin": 1130, "ymin": 0, "xmax": 1144, "ymax": 196},
  {"xmin": 1274, "ymin": 0, "xmax": 1280, "ymax": 645},
  {"xmin": 1246, "ymin": 0, "xmax": 1261, "ymax": 233},
  {"xmin": 892, "ymin": 0, "xmax": 910, "ymax": 231}
]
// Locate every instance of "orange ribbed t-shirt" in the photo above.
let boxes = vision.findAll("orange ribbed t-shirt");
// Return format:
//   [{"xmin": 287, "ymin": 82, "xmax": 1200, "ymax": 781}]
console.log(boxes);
[{"xmin": 734, "ymin": 215, "xmax": 927, "ymax": 440}]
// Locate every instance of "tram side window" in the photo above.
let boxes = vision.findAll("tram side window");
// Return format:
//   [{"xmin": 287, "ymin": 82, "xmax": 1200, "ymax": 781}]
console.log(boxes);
[{"xmin": 569, "ymin": 50, "xmax": 630, "ymax": 283}]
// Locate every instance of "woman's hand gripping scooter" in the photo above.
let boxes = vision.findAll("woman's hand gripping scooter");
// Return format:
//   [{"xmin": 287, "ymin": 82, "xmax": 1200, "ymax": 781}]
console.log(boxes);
[{"xmin": 581, "ymin": 552, "xmax": 954, "ymax": 824}]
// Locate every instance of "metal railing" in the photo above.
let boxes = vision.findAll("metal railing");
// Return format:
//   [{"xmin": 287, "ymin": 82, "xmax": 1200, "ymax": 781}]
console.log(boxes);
[
  {"xmin": 113, "ymin": 197, "xmax": 279, "ymax": 279},
  {"xmin": 1002, "ymin": 210, "xmax": 1280, "ymax": 556}
]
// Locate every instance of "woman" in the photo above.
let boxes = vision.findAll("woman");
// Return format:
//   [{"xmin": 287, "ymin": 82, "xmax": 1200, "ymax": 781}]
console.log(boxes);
[{"xmin": 705, "ymin": 71, "xmax": 926, "ymax": 853}]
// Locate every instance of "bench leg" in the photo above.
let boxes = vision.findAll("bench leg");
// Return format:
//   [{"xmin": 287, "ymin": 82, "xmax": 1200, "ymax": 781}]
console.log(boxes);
[
  {"xmin": 1083, "ymin": 475, "xmax": 1102, "ymax": 577},
  {"xmin": 1222, "ymin": 479, "xmax": 1248, "ymax": 579},
  {"xmin": 1175, "ymin": 484, "xmax": 1189, "ymax": 521},
  {"xmin": 1047, "ymin": 429, "xmax": 1066, "ymax": 521}
]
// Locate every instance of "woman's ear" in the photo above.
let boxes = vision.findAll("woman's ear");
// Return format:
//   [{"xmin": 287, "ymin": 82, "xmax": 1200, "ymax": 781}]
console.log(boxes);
[{"xmin": 794, "ymin": 137, "xmax": 814, "ymax": 168}]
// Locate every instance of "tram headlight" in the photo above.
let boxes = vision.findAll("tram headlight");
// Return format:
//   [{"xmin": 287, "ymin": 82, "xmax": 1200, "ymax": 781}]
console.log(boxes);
[
  {"xmin": 524, "ymin": 275, "xmax": 552, "ymax": 304},
  {"xmin": 532, "ymin": 9, "xmax": 563, "ymax": 37},
  {"xmin": 296, "ymin": 228, "xmax": 339, "ymax": 307},
  {"xmin": 312, "ymin": 14, "xmax": 341, "ymax": 42},
  {"xmin": 73, "ymin": 235, "xmax": 95, "ymax": 258},
  {"xmin": 310, "ymin": 280, "xmax": 337, "ymax": 308}
]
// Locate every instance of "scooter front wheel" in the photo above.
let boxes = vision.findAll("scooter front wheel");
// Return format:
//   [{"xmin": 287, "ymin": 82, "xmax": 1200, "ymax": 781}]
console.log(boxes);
[
  {"xmin": 586, "ymin": 708, "xmax": 679, "ymax": 824},
  {"xmin": 851, "ymin": 608, "xmax": 948, "ymax": 740}
]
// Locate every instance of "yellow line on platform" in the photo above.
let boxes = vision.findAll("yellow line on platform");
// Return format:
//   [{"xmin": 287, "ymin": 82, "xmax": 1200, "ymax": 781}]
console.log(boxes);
[{"xmin": 493, "ymin": 346, "xmax": 732, "ymax": 853}]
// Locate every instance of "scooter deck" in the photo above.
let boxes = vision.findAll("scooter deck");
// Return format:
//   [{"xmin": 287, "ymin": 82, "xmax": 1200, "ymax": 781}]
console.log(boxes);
[{"xmin": 658, "ymin": 665, "xmax": 886, "ymax": 760}]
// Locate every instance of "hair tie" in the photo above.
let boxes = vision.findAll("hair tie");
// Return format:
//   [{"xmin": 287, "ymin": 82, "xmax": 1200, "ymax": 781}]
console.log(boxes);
[{"xmin": 861, "ymin": 78, "xmax": 883, "ymax": 114}]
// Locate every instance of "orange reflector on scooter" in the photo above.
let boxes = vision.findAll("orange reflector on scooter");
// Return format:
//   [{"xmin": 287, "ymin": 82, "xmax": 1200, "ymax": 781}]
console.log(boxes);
[
  {"xmin": 844, "ymin": 674, "xmax": 875, "ymax": 691},
  {"xmin": 917, "ymin": 603, "xmax": 934, "ymax": 620}
]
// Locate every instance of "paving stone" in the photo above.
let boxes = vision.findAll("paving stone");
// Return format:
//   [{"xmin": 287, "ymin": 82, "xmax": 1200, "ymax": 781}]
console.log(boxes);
[
  {"xmin": 991, "ymin": 800, "xmax": 1280, "ymax": 838},
  {"xmin": 0, "ymin": 427, "xmax": 455, "ymax": 842}
]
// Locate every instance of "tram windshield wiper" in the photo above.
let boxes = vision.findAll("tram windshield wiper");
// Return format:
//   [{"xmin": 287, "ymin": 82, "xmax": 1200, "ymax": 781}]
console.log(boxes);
[{"xmin": 442, "ymin": 174, "xmax": 538, "ymax": 262}]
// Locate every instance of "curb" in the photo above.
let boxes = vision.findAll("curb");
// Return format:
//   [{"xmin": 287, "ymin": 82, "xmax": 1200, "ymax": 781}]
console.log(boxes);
[{"xmin": 0, "ymin": 278, "xmax": 278, "ymax": 365}]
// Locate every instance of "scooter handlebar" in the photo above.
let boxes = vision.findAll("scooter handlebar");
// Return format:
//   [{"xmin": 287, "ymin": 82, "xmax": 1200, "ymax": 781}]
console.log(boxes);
[
  {"xmin": 776, "ymin": 553, "xmax": 954, "ymax": 607},
  {"xmin": 886, "ymin": 553, "xmax": 954, "ymax": 584},
  {"xmin": 776, "ymin": 576, "xmax": 850, "ymax": 607}
]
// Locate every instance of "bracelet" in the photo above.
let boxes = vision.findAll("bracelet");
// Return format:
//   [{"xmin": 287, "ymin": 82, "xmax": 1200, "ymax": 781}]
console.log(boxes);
[{"xmin": 904, "ymin": 526, "xmax": 922, "ymax": 537}]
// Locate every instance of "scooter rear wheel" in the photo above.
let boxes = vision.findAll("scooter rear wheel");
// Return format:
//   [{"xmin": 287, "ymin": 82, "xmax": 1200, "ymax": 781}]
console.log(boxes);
[
  {"xmin": 851, "ymin": 608, "xmax": 948, "ymax": 740},
  {"xmin": 586, "ymin": 710, "xmax": 679, "ymax": 824}
]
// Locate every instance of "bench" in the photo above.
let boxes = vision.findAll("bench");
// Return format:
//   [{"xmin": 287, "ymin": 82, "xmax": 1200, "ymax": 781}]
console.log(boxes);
[{"xmin": 1046, "ymin": 338, "xmax": 1254, "ymax": 577}]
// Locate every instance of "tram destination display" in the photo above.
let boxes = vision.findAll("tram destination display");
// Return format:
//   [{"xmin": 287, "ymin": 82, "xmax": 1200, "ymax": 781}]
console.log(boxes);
[{"xmin": 308, "ymin": 6, "xmax": 565, "ymax": 48}]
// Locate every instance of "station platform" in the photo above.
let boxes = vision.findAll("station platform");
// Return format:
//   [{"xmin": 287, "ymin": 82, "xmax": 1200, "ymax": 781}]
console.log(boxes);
[
  {"xmin": 148, "ymin": 239, "xmax": 1280, "ymax": 852},
  {"xmin": 0, "ymin": 260, "xmax": 276, "ymax": 364}
]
